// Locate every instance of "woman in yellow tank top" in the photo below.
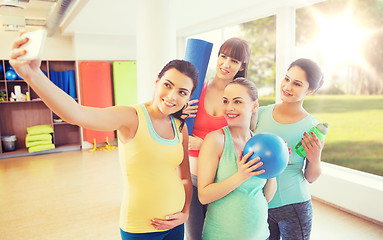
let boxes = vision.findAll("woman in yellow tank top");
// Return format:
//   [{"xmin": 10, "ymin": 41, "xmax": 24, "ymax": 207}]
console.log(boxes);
[{"xmin": 10, "ymin": 34, "xmax": 198, "ymax": 240}]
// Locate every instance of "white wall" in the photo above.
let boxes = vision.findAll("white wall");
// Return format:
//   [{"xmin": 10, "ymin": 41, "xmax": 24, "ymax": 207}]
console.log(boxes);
[
  {"xmin": 0, "ymin": 33, "xmax": 74, "ymax": 60},
  {"xmin": 309, "ymin": 162, "xmax": 383, "ymax": 224},
  {"xmin": 73, "ymin": 34, "xmax": 136, "ymax": 60}
]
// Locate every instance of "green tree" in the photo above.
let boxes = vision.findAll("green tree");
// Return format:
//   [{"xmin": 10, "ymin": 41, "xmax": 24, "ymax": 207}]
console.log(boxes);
[{"xmin": 239, "ymin": 16, "xmax": 276, "ymax": 89}]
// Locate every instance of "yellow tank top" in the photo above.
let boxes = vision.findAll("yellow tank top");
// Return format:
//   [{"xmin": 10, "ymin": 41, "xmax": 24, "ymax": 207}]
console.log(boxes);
[{"xmin": 118, "ymin": 104, "xmax": 186, "ymax": 233}]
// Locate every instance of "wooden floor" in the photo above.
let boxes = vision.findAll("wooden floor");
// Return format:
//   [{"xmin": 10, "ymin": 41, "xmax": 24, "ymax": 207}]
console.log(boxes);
[{"xmin": 0, "ymin": 149, "xmax": 382, "ymax": 240}]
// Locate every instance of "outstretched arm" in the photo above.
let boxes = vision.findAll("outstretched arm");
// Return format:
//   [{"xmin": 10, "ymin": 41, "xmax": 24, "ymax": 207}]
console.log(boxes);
[{"xmin": 9, "ymin": 32, "xmax": 135, "ymax": 134}]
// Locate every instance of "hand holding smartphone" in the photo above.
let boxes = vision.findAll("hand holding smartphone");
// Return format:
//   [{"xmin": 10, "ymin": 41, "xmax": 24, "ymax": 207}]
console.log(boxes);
[{"xmin": 18, "ymin": 28, "xmax": 47, "ymax": 60}]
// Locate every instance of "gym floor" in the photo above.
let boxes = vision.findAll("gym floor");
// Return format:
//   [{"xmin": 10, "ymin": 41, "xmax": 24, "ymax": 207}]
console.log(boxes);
[{"xmin": 0, "ymin": 149, "xmax": 382, "ymax": 240}]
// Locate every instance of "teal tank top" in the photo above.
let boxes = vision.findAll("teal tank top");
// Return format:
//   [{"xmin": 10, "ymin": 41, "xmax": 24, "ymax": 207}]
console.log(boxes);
[
  {"xmin": 202, "ymin": 126, "xmax": 269, "ymax": 240},
  {"xmin": 254, "ymin": 104, "xmax": 319, "ymax": 209}
]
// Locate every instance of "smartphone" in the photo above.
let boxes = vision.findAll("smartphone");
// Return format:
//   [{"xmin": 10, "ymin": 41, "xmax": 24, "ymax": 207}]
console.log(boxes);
[{"xmin": 18, "ymin": 29, "xmax": 47, "ymax": 60}]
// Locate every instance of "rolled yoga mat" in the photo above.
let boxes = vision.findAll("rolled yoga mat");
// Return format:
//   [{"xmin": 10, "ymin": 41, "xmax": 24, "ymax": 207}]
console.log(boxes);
[
  {"xmin": 112, "ymin": 61, "xmax": 137, "ymax": 106},
  {"xmin": 79, "ymin": 61, "xmax": 115, "ymax": 143},
  {"xmin": 184, "ymin": 38, "xmax": 213, "ymax": 136}
]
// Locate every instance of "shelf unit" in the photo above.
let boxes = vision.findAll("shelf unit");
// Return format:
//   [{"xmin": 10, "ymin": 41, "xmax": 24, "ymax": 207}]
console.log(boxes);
[{"xmin": 0, "ymin": 60, "xmax": 81, "ymax": 159}]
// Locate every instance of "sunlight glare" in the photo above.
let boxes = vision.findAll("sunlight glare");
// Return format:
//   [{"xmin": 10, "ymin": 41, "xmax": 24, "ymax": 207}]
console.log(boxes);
[{"xmin": 315, "ymin": 11, "xmax": 369, "ymax": 66}]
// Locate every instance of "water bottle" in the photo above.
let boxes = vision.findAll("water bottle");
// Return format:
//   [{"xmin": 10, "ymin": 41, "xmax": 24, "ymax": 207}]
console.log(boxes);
[{"xmin": 294, "ymin": 122, "xmax": 329, "ymax": 157}]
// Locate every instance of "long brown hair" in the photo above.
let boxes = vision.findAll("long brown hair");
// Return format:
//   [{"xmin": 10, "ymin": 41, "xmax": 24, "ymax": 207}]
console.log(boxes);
[
  {"xmin": 218, "ymin": 38, "xmax": 251, "ymax": 78},
  {"xmin": 288, "ymin": 58, "xmax": 323, "ymax": 91},
  {"xmin": 157, "ymin": 59, "xmax": 199, "ymax": 131}
]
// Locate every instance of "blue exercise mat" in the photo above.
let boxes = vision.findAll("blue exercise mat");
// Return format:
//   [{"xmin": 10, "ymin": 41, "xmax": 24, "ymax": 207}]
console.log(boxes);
[
  {"xmin": 184, "ymin": 38, "xmax": 213, "ymax": 136},
  {"xmin": 67, "ymin": 70, "xmax": 77, "ymax": 98},
  {"xmin": 49, "ymin": 70, "xmax": 58, "ymax": 87},
  {"xmin": 49, "ymin": 70, "xmax": 76, "ymax": 98}
]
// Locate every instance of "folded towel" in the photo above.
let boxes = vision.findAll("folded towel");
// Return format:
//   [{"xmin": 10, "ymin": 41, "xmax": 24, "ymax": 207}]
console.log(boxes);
[
  {"xmin": 28, "ymin": 144, "xmax": 55, "ymax": 153},
  {"xmin": 27, "ymin": 124, "xmax": 53, "ymax": 135},
  {"xmin": 26, "ymin": 133, "xmax": 52, "ymax": 143},
  {"xmin": 26, "ymin": 139, "xmax": 53, "ymax": 148}
]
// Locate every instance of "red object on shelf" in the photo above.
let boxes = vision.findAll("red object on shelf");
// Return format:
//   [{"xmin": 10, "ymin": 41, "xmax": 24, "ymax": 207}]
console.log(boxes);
[{"xmin": 79, "ymin": 61, "xmax": 115, "ymax": 143}]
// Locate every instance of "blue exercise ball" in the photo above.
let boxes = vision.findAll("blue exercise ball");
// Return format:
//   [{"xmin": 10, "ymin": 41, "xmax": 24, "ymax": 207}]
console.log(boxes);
[
  {"xmin": 243, "ymin": 133, "xmax": 289, "ymax": 179},
  {"xmin": 6, "ymin": 70, "xmax": 17, "ymax": 80}
]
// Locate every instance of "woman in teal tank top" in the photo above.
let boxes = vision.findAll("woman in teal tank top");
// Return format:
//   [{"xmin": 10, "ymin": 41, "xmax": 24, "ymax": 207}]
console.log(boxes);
[
  {"xmin": 198, "ymin": 78, "xmax": 277, "ymax": 240},
  {"xmin": 255, "ymin": 58, "xmax": 325, "ymax": 240}
]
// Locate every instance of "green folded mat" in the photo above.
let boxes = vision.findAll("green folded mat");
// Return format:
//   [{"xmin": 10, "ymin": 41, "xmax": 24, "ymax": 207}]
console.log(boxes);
[
  {"xmin": 28, "ymin": 144, "xmax": 55, "ymax": 153},
  {"xmin": 27, "ymin": 124, "xmax": 53, "ymax": 135},
  {"xmin": 25, "ymin": 133, "xmax": 52, "ymax": 143},
  {"xmin": 26, "ymin": 139, "xmax": 53, "ymax": 148}
]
